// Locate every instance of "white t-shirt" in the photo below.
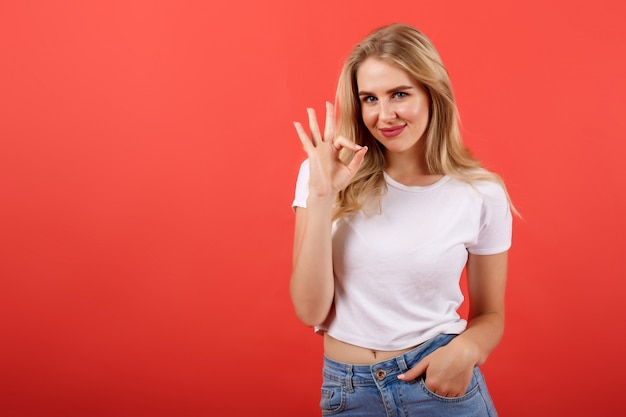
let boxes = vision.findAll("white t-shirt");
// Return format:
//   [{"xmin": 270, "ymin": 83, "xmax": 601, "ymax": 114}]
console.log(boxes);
[{"xmin": 292, "ymin": 159, "xmax": 512, "ymax": 351}]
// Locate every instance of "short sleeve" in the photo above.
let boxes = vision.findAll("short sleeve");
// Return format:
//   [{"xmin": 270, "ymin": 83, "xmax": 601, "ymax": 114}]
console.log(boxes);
[
  {"xmin": 292, "ymin": 159, "xmax": 310, "ymax": 210},
  {"xmin": 466, "ymin": 181, "xmax": 513, "ymax": 255}
]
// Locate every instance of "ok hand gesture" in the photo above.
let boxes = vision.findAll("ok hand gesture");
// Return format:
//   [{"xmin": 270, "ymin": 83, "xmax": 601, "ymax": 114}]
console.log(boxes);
[{"xmin": 294, "ymin": 102, "xmax": 367, "ymax": 199}]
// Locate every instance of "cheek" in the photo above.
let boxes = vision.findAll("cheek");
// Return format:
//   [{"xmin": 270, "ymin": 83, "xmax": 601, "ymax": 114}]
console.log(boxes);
[
  {"xmin": 404, "ymin": 104, "xmax": 429, "ymax": 126},
  {"xmin": 361, "ymin": 107, "xmax": 377, "ymax": 127}
]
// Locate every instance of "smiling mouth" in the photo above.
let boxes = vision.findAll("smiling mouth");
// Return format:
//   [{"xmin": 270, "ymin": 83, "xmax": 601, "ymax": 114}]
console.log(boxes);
[{"xmin": 379, "ymin": 125, "xmax": 405, "ymax": 138}]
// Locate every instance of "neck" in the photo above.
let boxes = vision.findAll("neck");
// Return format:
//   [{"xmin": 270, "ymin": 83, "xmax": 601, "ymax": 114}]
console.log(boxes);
[
  {"xmin": 384, "ymin": 144, "xmax": 429, "ymax": 176},
  {"xmin": 384, "ymin": 145, "xmax": 443, "ymax": 187}
]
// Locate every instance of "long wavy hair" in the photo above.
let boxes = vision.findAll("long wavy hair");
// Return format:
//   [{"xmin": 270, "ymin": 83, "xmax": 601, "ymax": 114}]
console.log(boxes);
[{"xmin": 334, "ymin": 23, "xmax": 515, "ymax": 219}]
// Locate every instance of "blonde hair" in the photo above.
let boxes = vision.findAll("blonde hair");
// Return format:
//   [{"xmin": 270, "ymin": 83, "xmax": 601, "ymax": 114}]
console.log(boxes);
[{"xmin": 334, "ymin": 23, "xmax": 516, "ymax": 219}]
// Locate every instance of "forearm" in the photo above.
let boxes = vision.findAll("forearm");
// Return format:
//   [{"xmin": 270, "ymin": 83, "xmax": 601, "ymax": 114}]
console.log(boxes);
[{"xmin": 290, "ymin": 197, "xmax": 335, "ymax": 326}]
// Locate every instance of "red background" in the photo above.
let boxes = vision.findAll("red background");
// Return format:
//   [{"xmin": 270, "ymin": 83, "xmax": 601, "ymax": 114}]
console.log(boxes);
[{"xmin": 1, "ymin": 1, "xmax": 625, "ymax": 415}]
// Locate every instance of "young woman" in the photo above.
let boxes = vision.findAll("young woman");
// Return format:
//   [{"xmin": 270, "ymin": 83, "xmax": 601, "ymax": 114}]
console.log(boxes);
[{"xmin": 291, "ymin": 23, "xmax": 513, "ymax": 416}]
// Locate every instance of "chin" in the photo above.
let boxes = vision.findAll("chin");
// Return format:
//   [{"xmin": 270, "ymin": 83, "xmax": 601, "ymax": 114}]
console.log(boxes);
[{"xmin": 381, "ymin": 141, "xmax": 420, "ymax": 154}]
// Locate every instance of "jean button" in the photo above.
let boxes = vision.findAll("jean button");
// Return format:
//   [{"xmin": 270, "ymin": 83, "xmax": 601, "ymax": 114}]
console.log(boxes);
[{"xmin": 375, "ymin": 369, "xmax": 386, "ymax": 380}]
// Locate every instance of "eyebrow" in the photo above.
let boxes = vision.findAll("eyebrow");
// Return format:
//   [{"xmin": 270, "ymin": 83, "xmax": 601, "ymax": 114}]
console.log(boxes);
[{"xmin": 358, "ymin": 85, "xmax": 415, "ymax": 96}]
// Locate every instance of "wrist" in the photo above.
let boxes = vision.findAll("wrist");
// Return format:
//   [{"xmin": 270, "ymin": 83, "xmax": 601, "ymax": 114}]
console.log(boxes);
[
  {"xmin": 448, "ymin": 335, "xmax": 481, "ymax": 365},
  {"xmin": 306, "ymin": 193, "xmax": 336, "ymax": 208}
]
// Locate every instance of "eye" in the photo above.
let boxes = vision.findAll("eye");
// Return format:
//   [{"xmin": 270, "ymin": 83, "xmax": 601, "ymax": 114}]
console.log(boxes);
[
  {"xmin": 392, "ymin": 91, "xmax": 408, "ymax": 99},
  {"xmin": 361, "ymin": 96, "xmax": 377, "ymax": 104}
]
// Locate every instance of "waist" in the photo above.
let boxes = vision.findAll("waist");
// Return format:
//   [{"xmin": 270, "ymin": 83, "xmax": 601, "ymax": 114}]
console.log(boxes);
[
  {"xmin": 324, "ymin": 333, "xmax": 419, "ymax": 365},
  {"xmin": 323, "ymin": 333, "xmax": 458, "ymax": 371}
]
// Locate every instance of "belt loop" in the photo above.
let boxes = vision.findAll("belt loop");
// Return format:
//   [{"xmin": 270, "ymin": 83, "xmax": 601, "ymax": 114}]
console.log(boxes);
[
  {"xmin": 396, "ymin": 354, "xmax": 409, "ymax": 373},
  {"xmin": 346, "ymin": 364, "xmax": 354, "ymax": 393}
]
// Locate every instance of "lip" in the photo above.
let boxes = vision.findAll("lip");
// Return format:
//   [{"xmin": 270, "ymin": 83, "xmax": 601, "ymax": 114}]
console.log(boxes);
[{"xmin": 379, "ymin": 125, "xmax": 405, "ymax": 138}]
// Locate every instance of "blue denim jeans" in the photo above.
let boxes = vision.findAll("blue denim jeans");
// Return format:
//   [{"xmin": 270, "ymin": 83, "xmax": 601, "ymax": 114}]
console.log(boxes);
[{"xmin": 320, "ymin": 334, "xmax": 498, "ymax": 417}]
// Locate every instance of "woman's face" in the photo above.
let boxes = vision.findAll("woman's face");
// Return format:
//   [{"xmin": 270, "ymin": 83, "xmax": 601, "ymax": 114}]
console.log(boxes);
[{"xmin": 356, "ymin": 58, "xmax": 430, "ymax": 157}]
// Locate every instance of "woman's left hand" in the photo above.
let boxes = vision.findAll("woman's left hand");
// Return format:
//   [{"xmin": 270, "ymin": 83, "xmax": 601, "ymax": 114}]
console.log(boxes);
[{"xmin": 397, "ymin": 337, "xmax": 479, "ymax": 398}]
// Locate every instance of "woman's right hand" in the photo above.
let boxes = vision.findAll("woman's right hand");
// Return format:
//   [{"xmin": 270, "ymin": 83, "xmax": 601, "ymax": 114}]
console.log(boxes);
[{"xmin": 293, "ymin": 102, "xmax": 367, "ymax": 199}]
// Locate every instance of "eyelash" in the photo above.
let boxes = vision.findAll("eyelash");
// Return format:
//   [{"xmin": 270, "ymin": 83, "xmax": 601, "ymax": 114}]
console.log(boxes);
[{"xmin": 362, "ymin": 92, "xmax": 408, "ymax": 103}]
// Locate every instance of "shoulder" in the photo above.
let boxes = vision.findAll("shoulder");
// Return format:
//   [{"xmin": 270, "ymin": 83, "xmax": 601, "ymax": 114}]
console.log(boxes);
[
  {"xmin": 448, "ymin": 169, "xmax": 509, "ymax": 206},
  {"xmin": 294, "ymin": 159, "xmax": 310, "ymax": 183},
  {"xmin": 471, "ymin": 180, "xmax": 508, "ymax": 203},
  {"xmin": 297, "ymin": 159, "xmax": 310, "ymax": 179},
  {"xmin": 292, "ymin": 159, "xmax": 310, "ymax": 209},
  {"xmin": 457, "ymin": 173, "xmax": 513, "ymax": 254}
]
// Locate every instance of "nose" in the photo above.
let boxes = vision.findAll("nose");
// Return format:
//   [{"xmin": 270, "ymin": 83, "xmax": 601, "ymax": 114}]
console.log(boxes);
[{"xmin": 379, "ymin": 100, "xmax": 396, "ymax": 122}]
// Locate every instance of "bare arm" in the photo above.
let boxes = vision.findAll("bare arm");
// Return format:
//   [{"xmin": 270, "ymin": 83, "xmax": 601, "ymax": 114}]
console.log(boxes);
[
  {"xmin": 398, "ymin": 251, "xmax": 508, "ymax": 397},
  {"xmin": 290, "ymin": 203, "xmax": 334, "ymax": 327},
  {"xmin": 458, "ymin": 251, "xmax": 508, "ymax": 365},
  {"xmin": 290, "ymin": 102, "xmax": 367, "ymax": 327}
]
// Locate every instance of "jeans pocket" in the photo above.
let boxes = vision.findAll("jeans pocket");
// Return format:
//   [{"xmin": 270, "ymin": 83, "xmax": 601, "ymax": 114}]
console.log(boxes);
[
  {"xmin": 320, "ymin": 384, "xmax": 345, "ymax": 415},
  {"xmin": 419, "ymin": 368, "xmax": 480, "ymax": 403}
]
